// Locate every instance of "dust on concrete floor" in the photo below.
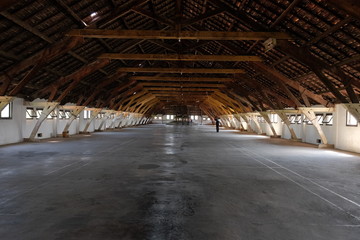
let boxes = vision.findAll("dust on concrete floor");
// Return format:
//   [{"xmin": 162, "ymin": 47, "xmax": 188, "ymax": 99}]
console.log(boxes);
[{"xmin": 0, "ymin": 124, "xmax": 360, "ymax": 240}]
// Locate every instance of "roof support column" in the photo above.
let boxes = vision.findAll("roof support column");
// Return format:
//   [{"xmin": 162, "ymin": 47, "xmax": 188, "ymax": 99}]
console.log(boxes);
[
  {"xmin": 274, "ymin": 110, "xmax": 300, "ymax": 141},
  {"xmin": 109, "ymin": 112, "xmax": 123, "ymax": 129},
  {"xmin": 61, "ymin": 106, "xmax": 85, "ymax": 137},
  {"xmin": 25, "ymin": 102, "xmax": 59, "ymax": 141},
  {"xmin": 238, "ymin": 114, "xmax": 254, "ymax": 132},
  {"xmin": 299, "ymin": 108, "xmax": 333, "ymax": 148},
  {"xmin": 97, "ymin": 110, "xmax": 114, "ymax": 131},
  {"xmin": 233, "ymin": 114, "xmax": 246, "ymax": 131},
  {"xmin": 116, "ymin": 113, "xmax": 126, "ymax": 128},
  {"xmin": 259, "ymin": 112, "xmax": 280, "ymax": 137},
  {"xmin": 247, "ymin": 114, "xmax": 263, "ymax": 134},
  {"xmin": 81, "ymin": 108, "xmax": 102, "ymax": 133}
]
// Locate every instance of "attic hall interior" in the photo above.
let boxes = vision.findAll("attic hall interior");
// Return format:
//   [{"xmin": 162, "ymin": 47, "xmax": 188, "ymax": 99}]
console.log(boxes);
[{"xmin": 0, "ymin": 0, "xmax": 360, "ymax": 239}]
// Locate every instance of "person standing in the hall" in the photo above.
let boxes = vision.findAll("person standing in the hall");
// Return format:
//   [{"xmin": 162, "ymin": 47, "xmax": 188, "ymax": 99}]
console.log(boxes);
[{"xmin": 215, "ymin": 118, "xmax": 220, "ymax": 132}]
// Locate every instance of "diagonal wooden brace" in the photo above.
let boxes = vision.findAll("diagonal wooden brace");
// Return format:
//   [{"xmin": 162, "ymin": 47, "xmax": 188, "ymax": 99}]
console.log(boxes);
[
  {"xmin": 259, "ymin": 112, "xmax": 279, "ymax": 137},
  {"xmin": 0, "ymin": 96, "xmax": 14, "ymax": 112},
  {"xmin": 61, "ymin": 106, "xmax": 86, "ymax": 137},
  {"xmin": 97, "ymin": 110, "xmax": 115, "ymax": 131},
  {"xmin": 238, "ymin": 113, "xmax": 254, "ymax": 132},
  {"xmin": 81, "ymin": 108, "xmax": 102, "ymax": 133},
  {"xmin": 247, "ymin": 114, "xmax": 263, "ymax": 134},
  {"xmin": 233, "ymin": 114, "xmax": 246, "ymax": 131},
  {"xmin": 274, "ymin": 110, "xmax": 300, "ymax": 141},
  {"xmin": 25, "ymin": 102, "xmax": 59, "ymax": 141},
  {"xmin": 343, "ymin": 104, "xmax": 360, "ymax": 124},
  {"xmin": 109, "ymin": 112, "xmax": 123, "ymax": 129},
  {"xmin": 299, "ymin": 107, "xmax": 332, "ymax": 148}
]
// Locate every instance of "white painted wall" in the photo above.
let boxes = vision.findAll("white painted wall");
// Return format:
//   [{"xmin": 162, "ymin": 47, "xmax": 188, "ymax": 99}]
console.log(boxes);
[
  {"xmin": 335, "ymin": 104, "xmax": 360, "ymax": 153},
  {"xmin": 225, "ymin": 105, "xmax": 359, "ymax": 153},
  {"xmin": 0, "ymin": 98, "xmax": 140, "ymax": 144},
  {"xmin": 1, "ymin": 100, "xmax": 360, "ymax": 153},
  {"xmin": 0, "ymin": 98, "xmax": 25, "ymax": 145}
]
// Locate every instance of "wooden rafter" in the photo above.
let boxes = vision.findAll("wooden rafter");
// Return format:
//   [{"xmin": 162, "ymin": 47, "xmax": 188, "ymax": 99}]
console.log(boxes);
[
  {"xmin": 140, "ymin": 82, "xmax": 225, "ymax": 88},
  {"xmin": 131, "ymin": 76, "xmax": 234, "ymax": 82},
  {"xmin": 145, "ymin": 87, "xmax": 217, "ymax": 91},
  {"xmin": 99, "ymin": 53, "xmax": 262, "ymax": 62},
  {"xmin": 68, "ymin": 29, "xmax": 293, "ymax": 40},
  {"xmin": 118, "ymin": 67, "xmax": 244, "ymax": 74}
]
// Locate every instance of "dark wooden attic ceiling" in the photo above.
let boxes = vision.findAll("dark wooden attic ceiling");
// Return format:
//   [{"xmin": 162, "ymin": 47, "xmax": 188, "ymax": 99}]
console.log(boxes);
[{"xmin": 0, "ymin": 0, "xmax": 359, "ymax": 117}]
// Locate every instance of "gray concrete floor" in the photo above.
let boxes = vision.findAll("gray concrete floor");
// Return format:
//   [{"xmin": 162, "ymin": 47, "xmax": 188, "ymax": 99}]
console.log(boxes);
[{"xmin": 0, "ymin": 124, "xmax": 360, "ymax": 240}]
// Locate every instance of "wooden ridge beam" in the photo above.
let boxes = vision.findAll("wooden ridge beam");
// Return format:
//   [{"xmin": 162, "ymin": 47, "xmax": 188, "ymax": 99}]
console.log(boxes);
[
  {"xmin": 118, "ymin": 67, "xmax": 245, "ymax": 74},
  {"xmin": 99, "ymin": 53, "xmax": 262, "ymax": 62},
  {"xmin": 130, "ymin": 76, "xmax": 234, "ymax": 82},
  {"xmin": 151, "ymin": 95, "xmax": 209, "ymax": 100},
  {"xmin": 140, "ymin": 82, "xmax": 225, "ymax": 88},
  {"xmin": 145, "ymin": 87, "xmax": 217, "ymax": 91},
  {"xmin": 68, "ymin": 29, "xmax": 293, "ymax": 40},
  {"xmin": 151, "ymin": 92, "xmax": 209, "ymax": 96}
]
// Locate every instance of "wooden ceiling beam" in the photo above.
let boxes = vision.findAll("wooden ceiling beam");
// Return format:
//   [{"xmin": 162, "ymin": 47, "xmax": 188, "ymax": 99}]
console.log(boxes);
[
  {"xmin": 99, "ymin": 53, "xmax": 262, "ymax": 62},
  {"xmin": 140, "ymin": 82, "xmax": 225, "ymax": 87},
  {"xmin": 118, "ymin": 67, "xmax": 244, "ymax": 74},
  {"xmin": 67, "ymin": 29, "xmax": 293, "ymax": 40},
  {"xmin": 130, "ymin": 76, "xmax": 234, "ymax": 82},
  {"xmin": 145, "ymin": 87, "xmax": 217, "ymax": 91},
  {"xmin": 156, "ymin": 93, "xmax": 207, "ymax": 97}
]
